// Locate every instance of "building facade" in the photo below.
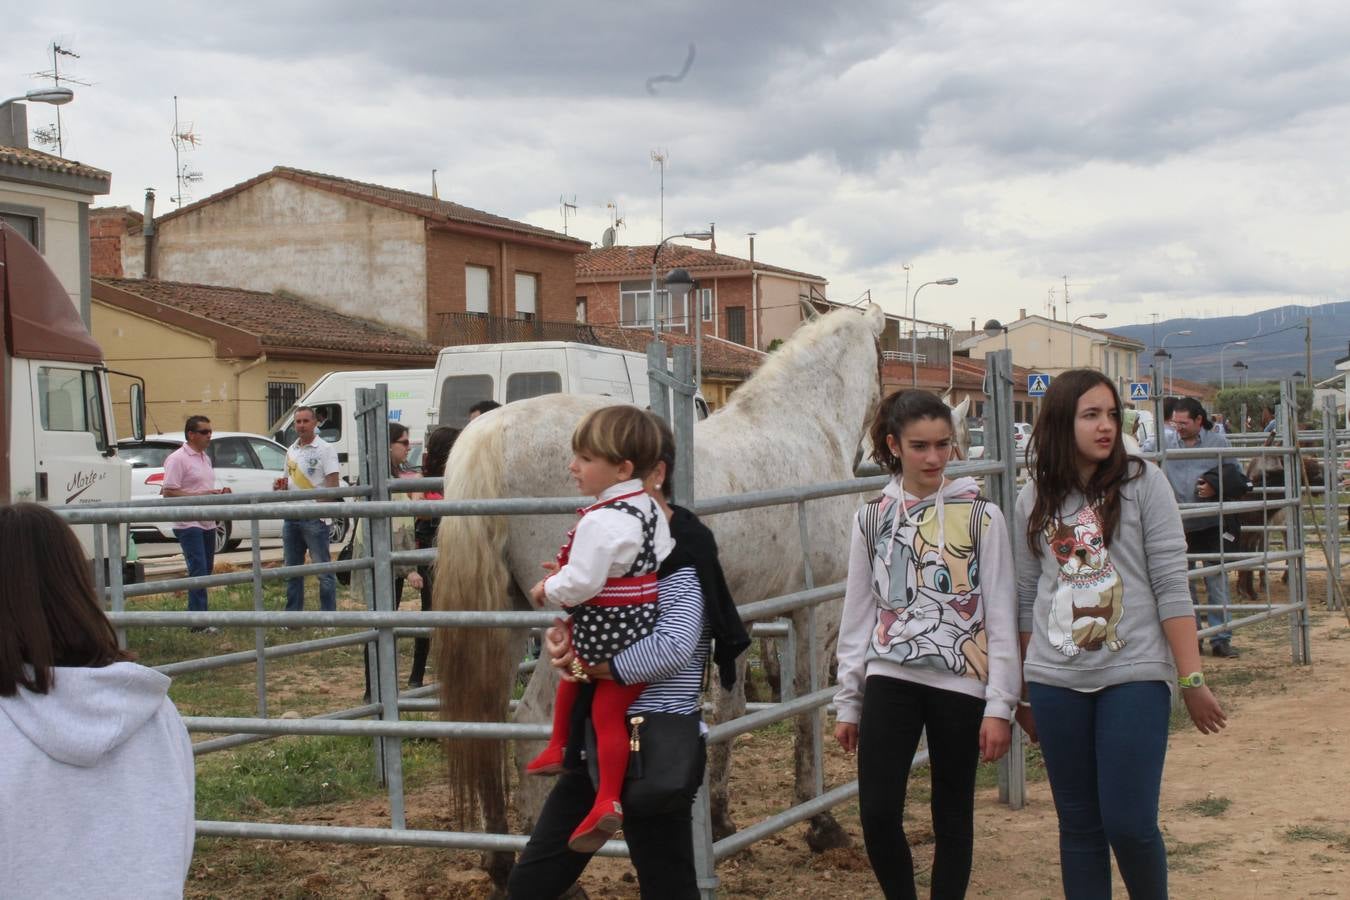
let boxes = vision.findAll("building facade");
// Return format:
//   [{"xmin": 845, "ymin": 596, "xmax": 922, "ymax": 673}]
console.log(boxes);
[{"xmin": 960, "ymin": 313, "xmax": 1145, "ymax": 397}]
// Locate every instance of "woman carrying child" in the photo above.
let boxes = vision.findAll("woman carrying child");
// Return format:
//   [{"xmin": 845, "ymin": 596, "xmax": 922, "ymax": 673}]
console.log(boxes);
[
  {"xmin": 524, "ymin": 405, "xmax": 675, "ymax": 852},
  {"xmin": 834, "ymin": 390, "xmax": 1021, "ymax": 900},
  {"xmin": 1013, "ymin": 369, "xmax": 1226, "ymax": 898}
]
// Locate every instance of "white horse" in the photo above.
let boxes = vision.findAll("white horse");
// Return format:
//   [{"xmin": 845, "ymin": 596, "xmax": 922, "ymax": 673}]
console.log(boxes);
[{"xmin": 434, "ymin": 304, "xmax": 886, "ymax": 886}]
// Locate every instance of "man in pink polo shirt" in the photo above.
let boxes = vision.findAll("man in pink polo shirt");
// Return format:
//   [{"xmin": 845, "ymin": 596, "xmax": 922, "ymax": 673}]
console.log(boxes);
[{"xmin": 161, "ymin": 415, "xmax": 230, "ymax": 632}]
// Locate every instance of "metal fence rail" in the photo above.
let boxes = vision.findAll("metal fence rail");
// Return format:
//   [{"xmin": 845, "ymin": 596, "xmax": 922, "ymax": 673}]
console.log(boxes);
[{"xmin": 50, "ymin": 366, "xmax": 1335, "ymax": 897}]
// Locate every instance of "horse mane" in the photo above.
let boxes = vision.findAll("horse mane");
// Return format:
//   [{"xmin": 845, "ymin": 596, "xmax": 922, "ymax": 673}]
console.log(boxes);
[{"xmin": 722, "ymin": 305, "xmax": 879, "ymax": 413}]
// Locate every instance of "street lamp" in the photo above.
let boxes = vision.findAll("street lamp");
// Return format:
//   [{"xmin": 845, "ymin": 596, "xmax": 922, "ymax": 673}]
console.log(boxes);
[
  {"xmin": 1069, "ymin": 312, "xmax": 1107, "ymax": 369},
  {"xmin": 983, "ymin": 319, "xmax": 1010, "ymax": 352},
  {"xmin": 0, "ymin": 87, "xmax": 75, "ymax": 107},
  {"xmin": 1232, "ymin": 360, "xmax": 1249, "ymax": 387},
  {"xmin": 663, "ymin": 267, "xmax": 700, "ymax": 388},
  {"xmin": 1161, "ymin": 329, "xmax": 1192, "ymax": 397},
  {"xmin": 1219, "ymin": 340, "xmax": 1247, "ymax": 389},
  {"xmin": 650, "ymin": 231, "xmax": 713, "ymax": 336},
  {"xmin": 911, "ymin": 277, "xmax": 958, "ymax": 386}
]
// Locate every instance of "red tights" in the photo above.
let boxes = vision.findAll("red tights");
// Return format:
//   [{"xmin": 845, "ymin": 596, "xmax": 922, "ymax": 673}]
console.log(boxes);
[{"xmin": 540, "ymin": 676, "xmax": 646, "ymax": 808}]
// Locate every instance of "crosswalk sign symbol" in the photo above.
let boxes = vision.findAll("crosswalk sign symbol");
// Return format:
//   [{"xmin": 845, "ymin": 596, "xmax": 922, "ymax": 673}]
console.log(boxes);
[
  {"xmin": 1129, "ymin": 382, "xmax": 1150, "ymax": 401},
  {"xmin": 1027, "ymin": 374, "xmax": 1050, "ymax": 397}
]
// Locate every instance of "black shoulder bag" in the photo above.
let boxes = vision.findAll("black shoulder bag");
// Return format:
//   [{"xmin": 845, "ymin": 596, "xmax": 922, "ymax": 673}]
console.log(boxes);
[{"xmin": 584, "ymin": 712, "xmax": 705, "ymax": 817}]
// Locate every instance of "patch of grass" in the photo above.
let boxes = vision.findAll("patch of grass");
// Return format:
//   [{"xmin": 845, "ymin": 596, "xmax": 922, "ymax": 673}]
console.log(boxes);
[
  {"xmin": 195, "ymin": 733, "xmax": 444, "ymax": 821},
  {"xmin": 1182, "ymin": 795, "xmax": 1232, "ymax": 817},
  {"xmin": 1284, "ymin": 825, "xmax": 1350, "ymax": 852},
  {"xmin": 1167, "ymin": 838, "xmax": 1222, "ymax": 874}
]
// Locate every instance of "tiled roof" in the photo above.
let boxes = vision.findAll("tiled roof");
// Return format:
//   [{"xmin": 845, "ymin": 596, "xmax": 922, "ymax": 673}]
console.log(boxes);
[
  {"xmin": 0, "ymin": 144, "xmax": 110, "ymax": 183},
  {"xmin": 577, "ymin": 245, "xmax": 826, "ymax": 283},
  {"xmin": 154, "ymin": 166, "xmax": 587, "ymax": 248},
  {"xmin": 91, "ymin": 205, "xmax": 144, "ymax": 222},
  {"xmin": 94, "ymin": 278, "xmax": 438, "ymax": 360},
  {"xmin": 589, "ymin": 326, "xmax": 767, "ymax": 379}
]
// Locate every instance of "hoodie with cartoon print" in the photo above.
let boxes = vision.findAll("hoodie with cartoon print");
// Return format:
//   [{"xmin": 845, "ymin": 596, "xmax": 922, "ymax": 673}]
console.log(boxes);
[{"xmin": 834, "ymin": 475, "xmax": 1021, "ymax": 725}]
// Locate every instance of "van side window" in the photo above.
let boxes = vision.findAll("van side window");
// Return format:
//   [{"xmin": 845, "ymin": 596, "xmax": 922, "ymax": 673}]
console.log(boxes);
[
  {"xmin": 313, "ymin": 403, "xmax": 341, "ymax": 442},
  {"xmin": 506, "ymin": 371, "xmax": 562, "ymax": 404},
  {"xmin": 440, "ymin": 375, "xmax": 494, "ymax": 429},
  {"xmin": 37, "ymin": 367, "xmax": 108, "ymax": 452}
]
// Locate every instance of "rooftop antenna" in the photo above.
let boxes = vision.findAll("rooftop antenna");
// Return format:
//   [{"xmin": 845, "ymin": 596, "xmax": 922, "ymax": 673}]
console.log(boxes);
[
  {"xmin": 169, "ymin": 96, "xmax": 204, "ymax": 206},
  {"xmin": 600, "ymin": 201, "xmax": 626, "ymax": 248},
  {"xmin": 650, "ymin": 149, "xmax": 668, "ymax": 240},
  {"xmin": 560, "ymin": 194, "xmax": 577, "ymax": 235},
  {"xmin": 30, "ymin": 42, "xmax": 90, "ymax": 157}
]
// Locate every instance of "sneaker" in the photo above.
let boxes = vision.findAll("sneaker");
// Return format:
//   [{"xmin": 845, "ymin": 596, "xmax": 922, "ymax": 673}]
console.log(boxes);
[
  {"xmin": 568, "ymin": 800, "xmax": 623, "ymax": 853},
  {"xmin": 189, "ymin": 626, "xmax": 220, "ymax": 635},
  {"xmin": 1211, "ymin": 641, "xmax": 1240, "ymax": 659}
]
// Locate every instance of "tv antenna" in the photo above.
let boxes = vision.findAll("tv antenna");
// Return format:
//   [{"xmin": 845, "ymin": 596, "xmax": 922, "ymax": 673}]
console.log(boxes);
[
  {"xmin": 29, "ymin": 42, "xmax": 91, "ymax": 157},
  {"xmin": 560, "ymin": 194, "xmax": 577, "ymax": 235},
  {"xmin": 170, "ymin": 95, "xmax": 204, "ymax": 206},
  {"xmin": 601, "ymin": 201, "xmax": 626, "ymax": 249}
]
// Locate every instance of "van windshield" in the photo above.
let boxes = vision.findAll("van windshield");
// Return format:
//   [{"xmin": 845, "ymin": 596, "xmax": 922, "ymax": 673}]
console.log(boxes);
[{"xmin": 440, "ymin": 375, "xmax": 494, "ymax": 429}]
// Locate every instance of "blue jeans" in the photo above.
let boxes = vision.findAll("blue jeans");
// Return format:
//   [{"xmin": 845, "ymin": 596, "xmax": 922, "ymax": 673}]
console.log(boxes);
[
  {"xmin": 283, "ymin": 518, "xmax": 336, "ymax": 612},
  {"xmin": 1186, "ymin": 526, "xmax": 1233, "ymax": 643},
  {"xmin": 173, "ymin": 527, "xmax": 216, "ymax": 612},
  {"xmin": 1028, "ymin": 681, "xmax": 1170, "ymax": 900}
]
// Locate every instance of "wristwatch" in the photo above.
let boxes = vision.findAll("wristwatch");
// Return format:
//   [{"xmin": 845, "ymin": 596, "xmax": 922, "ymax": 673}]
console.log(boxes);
[{"xmin": 1178, "ymin": 672, "xmax": 1205, "ymax": 689}]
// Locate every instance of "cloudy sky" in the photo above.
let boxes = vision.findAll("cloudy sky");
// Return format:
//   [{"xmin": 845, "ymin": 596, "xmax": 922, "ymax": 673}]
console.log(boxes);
[{"xmin": 7, "ymin": 1, "xmax": 1349, "ymax": 333}]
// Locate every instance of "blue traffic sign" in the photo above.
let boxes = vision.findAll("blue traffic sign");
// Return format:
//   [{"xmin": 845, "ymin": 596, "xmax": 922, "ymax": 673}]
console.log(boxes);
[
  {"xmin": 1027, "ymin": 373, "xmax": 1051, "ymax": 397},
  {"xmin": 1128, "ymin": 382, "xmax": 1150, "ymax": 402}
]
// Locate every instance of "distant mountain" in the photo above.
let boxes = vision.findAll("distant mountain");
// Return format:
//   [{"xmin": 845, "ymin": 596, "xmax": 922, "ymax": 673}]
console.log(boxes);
[{"xmin": 1113, "ymin": 302, "xmax": 1350, "ymax": 386}]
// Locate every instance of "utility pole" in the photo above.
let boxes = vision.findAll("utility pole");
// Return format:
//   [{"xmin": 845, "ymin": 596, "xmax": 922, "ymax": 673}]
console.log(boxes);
[
  {"xmin": 1306, "ymin": 315, "xmax": 1313, "ymax": 389},
  {"xmin": 650, "ymin": 149, "xmax": 667, "ymax": 240}
]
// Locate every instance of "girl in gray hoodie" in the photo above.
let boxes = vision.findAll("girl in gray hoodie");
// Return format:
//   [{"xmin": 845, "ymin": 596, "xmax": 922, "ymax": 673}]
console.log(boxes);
[
  {"xmin": 835, "ymin": 390, "xmax": 1020, "ymax": 900},
  {"xmin": 1013, "ymin": 370, "xmax": 1227, "ymax": 899}
]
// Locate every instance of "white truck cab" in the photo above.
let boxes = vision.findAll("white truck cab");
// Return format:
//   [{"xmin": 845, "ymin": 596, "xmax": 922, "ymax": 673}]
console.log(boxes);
[
  {"xmin": 431, "ymin": 341, "xmax": 706, "ymax": 431},
  {"xmin": 1, "ymin": 222, "xmax": 142, "ymax": 575},
  {"xmin": 271, "ymin": 369, "xmax": 433, "ymax": 480}
]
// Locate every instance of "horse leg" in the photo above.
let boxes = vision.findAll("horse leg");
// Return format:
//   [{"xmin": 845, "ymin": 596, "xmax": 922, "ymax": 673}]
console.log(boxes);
[
  {"xmin": 791, "ymin": 605, "xmax": 849, "ymax": 852},
  {"xmin": 708, "ymin": 655, "xmax": 748, "ymax": 841},
  {"xmin": 758, "ymin": 636, "xmax": 781, "ymax": 702}
]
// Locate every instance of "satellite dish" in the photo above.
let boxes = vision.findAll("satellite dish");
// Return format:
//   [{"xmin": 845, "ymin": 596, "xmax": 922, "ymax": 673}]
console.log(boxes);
[{"xmin": 601, "ymin": 226, "xmax": 616, "ymax": 249}]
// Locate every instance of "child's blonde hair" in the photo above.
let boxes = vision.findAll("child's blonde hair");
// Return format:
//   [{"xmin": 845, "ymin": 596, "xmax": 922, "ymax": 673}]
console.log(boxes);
[{"xmin": 572, "ymin": 405, "xmax": 663, "ymax": 479}]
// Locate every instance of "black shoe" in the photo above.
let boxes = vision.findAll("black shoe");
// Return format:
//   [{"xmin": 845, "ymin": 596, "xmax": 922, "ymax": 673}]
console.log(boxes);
[
  {"xmin": 408, "ymin": 678, "xmax": 424, "ymax": 689},
  {"xmin": 1211, "ymin": 641, "xmax": 1240, "ymax": 658}
]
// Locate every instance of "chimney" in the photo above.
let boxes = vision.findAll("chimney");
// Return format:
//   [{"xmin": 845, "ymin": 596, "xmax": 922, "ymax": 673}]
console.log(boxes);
[
  {"xmin": 1019, "ymin": 308, "xmax": 1027, "ymax": 320},
  {"xmin": 142, "ymin": 189, "xmax": 157, "ymax": 279},
  {"xmin": 0, "ymin": 101, "xmax": 29, "ymax": 149},
  {"xmin": 709, "ymin": 222, "xmax": 716, "ymax": 254},
  {"xmin": 970, "ymin": 317, "xmax": 976, "ymax": 332}
]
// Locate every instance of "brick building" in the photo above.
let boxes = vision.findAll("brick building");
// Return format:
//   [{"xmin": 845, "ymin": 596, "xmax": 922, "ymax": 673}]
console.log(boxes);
[
  {"xmin": 575, "ymin": 244, "xmax": 828, "ymax": 351},
  {"xmin": 96, "ymin": 167, "xmax": 590, "ymax": 343}
]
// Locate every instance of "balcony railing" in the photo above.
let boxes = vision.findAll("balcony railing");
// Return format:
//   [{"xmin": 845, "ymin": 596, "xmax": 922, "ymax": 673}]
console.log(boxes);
[{"xmin": 434, "ymin": 312, "xmax": 601, "ymax": 347}]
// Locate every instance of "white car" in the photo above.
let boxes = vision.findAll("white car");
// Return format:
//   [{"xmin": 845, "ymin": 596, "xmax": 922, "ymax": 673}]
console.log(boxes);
[
  {"xmin": 117, "ymin": 432, "xmax": 348, "ymax": 553},
  {"xmin": 966, "ymin": 428, "xmax": 986, "ymax": 460}
]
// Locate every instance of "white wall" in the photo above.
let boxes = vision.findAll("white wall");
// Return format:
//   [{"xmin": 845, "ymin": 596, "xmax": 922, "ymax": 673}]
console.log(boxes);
[
  {"xmin": 154, "ymin": 178, "xmax": 428, "ymax": 334},
  {"xmin": 0, "ymin": 182, "xmax": 84, "ymax": 314}
]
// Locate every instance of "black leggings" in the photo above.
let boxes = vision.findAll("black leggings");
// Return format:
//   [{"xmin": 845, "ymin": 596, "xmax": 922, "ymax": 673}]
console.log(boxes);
[
  {"xmin": 857, "ymin": 675, "xmax": 985, "ymax": 900},
  {"xmin": 409, "ymin": 565, "xmax": 433, "ymax": 686}
]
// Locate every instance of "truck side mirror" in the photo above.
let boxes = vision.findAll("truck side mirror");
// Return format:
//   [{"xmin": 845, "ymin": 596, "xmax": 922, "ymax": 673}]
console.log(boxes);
[{"xmin": 129, "ymin": 382, "xmax": 146, "ymax": 441}]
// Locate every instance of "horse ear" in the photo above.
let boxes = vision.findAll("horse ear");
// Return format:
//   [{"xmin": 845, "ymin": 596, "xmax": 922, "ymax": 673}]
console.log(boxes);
[
  {"xmin": 863, "ymin": 303, "xmax": 886, "ymax": 336},
  {"xmin": 799, "ymin": 299, "xmax": 821, "ymax": 322},
  {"xmin": 953, "ymin": 395, "xmax": 970, "ymax": 419}
]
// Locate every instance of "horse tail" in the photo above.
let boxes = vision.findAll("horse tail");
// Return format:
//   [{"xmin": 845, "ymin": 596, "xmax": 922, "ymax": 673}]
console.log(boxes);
[{"xmin": 434, "ymin": 416, "xmax": 514, "ymax": 825}]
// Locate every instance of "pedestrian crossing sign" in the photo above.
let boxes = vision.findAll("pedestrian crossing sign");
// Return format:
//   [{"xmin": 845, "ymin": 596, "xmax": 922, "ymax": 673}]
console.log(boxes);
[
  {"xmin": 1027, "ymin": 374, "xmax": 1051, "ymax": 397},
  {"xmin": 1129, "ymin": 382, "xmax": 1150, "ymax": 401}
]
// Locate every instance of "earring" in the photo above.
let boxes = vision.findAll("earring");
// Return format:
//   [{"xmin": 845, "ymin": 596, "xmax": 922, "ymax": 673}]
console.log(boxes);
[{"xmin": 654, "ymin": 483, "xmax": 662, "ymax": 490}]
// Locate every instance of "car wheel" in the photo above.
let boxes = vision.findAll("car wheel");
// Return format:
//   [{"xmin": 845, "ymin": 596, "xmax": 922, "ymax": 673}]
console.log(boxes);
[
  {"xmin": 328, "ymin": 518, "xmax": 349, "ymax": 544},
  {"xmin": 214, "ymin": 522, "xmax": 242, "ymax": 554}
]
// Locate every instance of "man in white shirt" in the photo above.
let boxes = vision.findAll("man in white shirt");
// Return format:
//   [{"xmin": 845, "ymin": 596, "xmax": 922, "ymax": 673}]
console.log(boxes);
[{"xmin": 273, "ymin": 406, "xmax": 341, "ymax": 612}]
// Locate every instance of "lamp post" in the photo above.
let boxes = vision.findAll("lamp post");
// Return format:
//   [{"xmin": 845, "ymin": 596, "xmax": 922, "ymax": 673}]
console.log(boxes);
[
  {"xmin": 1153, "ymin": 348, "xmax": 1170, "ymax": 392},
  {"xmin": 911, "ymin": 277, "xmax": 958, "ymax": 386},
  {"xmin": 650, "ymin": 231, "xmax": 713, "ymax": 336},
  {"xmin": 1161, "ymin": 329, "xmax": 1192, "ymax": 397},
  {"xmin": 0, "ymin": 87, "xmax": 75, "ymax": 107},
  {"xmin": 1219, "ymin": 340, "xmax": 1247, "ymax": 389},
  {"xmin": 1232, "ymin": 360, "xmax": 1249, "ymax": 387},
  {"xmin": 1, "ymin": 88, "xmax": 75, "ymax": 149},
  {"xmin": 1069, "ymin": 312, "xmax": 1107, "ymax": 369},
  {"xmin": 663, "ymin": 267, "xmax": 700, "ymax": 388},
  {"xmin": 983, "ymin": 319, "xmax": 1010, "ymax": 354}
]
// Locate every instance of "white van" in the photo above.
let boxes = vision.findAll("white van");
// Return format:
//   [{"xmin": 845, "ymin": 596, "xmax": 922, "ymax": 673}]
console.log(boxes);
[
  {"xmin": 271, "ymin": 369, "xmax": 433, "ymax": 479},
  {"xmin": 430, "ymin": 342, "xmax": 706, "ymax": 431}
]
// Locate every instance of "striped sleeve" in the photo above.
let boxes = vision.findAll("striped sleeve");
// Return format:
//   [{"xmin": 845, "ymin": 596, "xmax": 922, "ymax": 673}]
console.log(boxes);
[{"xmin": 611, "ymin": 567, "xmax": 710, "ymax": 716}]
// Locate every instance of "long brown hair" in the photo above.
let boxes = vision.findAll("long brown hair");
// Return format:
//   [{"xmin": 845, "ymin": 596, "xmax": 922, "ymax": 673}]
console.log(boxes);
[
  {"xmin": 1025, "ymin": 370, "xmax": 1143, "ymax": 556},
  {"xmin": 0, "ymin": 503, "xmax": 132, "ymax": 696}
]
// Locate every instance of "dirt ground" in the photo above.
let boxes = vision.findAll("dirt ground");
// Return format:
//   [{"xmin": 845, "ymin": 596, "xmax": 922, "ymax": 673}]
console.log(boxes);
[{"xmin": 186, "ymin": 598, "xmax": 1350, "ymax": 899}]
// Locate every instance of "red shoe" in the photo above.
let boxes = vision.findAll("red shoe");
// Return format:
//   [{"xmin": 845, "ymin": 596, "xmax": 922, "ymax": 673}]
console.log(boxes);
[
  {"xmin": 568, "ymin": 800, "xmax": 623, "ymax": 853},
  {"xmin": 525, "ymin": 745, "xmax": 564, "ymax": 776}
]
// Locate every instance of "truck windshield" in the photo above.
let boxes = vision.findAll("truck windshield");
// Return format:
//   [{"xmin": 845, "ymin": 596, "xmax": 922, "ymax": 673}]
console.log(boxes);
[{"xmin": 37, "ymin": 367, "xmax": 109, "ymax": 453}]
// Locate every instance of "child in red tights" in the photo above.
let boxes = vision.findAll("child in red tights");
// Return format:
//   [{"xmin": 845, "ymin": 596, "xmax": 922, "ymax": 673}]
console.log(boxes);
[{"xmin": 526, "ymin": 406, "xmax": 674, "ymax": 852}]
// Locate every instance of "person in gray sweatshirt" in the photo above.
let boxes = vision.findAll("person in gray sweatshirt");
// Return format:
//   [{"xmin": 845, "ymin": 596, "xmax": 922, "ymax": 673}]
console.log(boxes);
[
  {"xmin": 0, "ymin": 503, "xmax": 195, "ymax": 899},
  {"xmin": 835, "ymin": 390, "xmax": 1019, "ymax": 900},
  {"xmin": 1013, "ymin": 371, "xmax": 1226, "ymax": 900}
]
